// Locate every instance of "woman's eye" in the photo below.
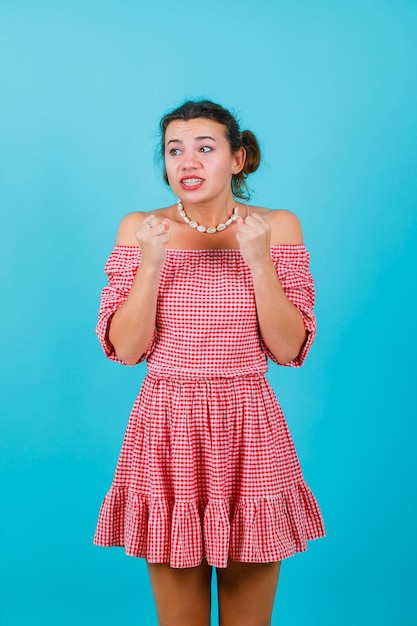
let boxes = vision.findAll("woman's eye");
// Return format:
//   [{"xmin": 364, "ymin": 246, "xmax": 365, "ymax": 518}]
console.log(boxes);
[
  {"xmin": 169, "ymin": 148, "xmax": 180, "ymax": 156},
  {"xmin": 199, "ymin": 146, "xmax": 212, "ymax": 153}
]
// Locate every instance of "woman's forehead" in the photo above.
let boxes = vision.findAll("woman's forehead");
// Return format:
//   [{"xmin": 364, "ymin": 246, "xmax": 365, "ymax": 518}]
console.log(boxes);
[{"xmin": 165, "ymin": 118, "xmax": 226, "ymax": 142}]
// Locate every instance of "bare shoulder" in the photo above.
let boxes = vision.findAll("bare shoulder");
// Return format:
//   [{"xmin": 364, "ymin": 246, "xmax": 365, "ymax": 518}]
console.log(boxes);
[
  {"xmin": 115, "ymin": 208, "xmax": 169, "ymax": 245},
  {"xmin": 115, "ymin": 212, "xmax": 146, "ymax": 245},
  {"xmin": 251, "ymin": 207, "xmax": 304, "ymax": 245}
]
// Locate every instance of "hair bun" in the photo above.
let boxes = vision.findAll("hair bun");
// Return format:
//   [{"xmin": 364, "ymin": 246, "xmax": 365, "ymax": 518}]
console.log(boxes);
[{"xmin": 241, "ymin": 130, "xmax": 261, "ymax": 175}]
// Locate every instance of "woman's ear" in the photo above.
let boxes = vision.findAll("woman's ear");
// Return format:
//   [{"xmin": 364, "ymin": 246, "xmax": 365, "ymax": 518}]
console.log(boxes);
[{"xmin": 232, "ymin": 146, "xmax": 246, "ymax": 174}]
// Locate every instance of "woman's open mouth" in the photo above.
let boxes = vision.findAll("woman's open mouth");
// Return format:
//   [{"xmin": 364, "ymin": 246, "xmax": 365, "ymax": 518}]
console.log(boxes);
[{"xmin": 180, "ymin": 177, "xmax": 204, "ymax": 190}]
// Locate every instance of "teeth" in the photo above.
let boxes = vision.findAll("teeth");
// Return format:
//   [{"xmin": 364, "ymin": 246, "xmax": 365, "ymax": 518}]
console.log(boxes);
[{"xmin": 182, "ymin": 178, "xmax": 202, "ymax": 186}]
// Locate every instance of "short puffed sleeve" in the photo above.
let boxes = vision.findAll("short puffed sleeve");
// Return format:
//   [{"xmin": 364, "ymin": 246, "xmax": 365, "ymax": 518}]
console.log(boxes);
[
  {"xmin": 96, "ymin": 246, "xmax": 157, "ymax": 365},
  {"xmin": 262, "ymin": 245, "xmax": 316, "ymax": 368}
]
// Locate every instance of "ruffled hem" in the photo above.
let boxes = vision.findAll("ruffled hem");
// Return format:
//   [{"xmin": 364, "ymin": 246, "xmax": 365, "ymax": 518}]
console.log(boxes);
[{"xmin": 93, "ymin": 483, "xmax": 325, "ymax": 569}]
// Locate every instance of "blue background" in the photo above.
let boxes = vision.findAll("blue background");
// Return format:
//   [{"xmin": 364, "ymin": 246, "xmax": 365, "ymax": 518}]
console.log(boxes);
[{"xmin": 1, "ymin": 1, "xmax": 416, "ymax": 624}]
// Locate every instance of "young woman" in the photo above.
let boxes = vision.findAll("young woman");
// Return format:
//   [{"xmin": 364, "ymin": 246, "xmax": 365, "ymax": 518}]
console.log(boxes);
[{"xmin": 94, "ymin": 99, "xmax": 325, "ymax": 626}]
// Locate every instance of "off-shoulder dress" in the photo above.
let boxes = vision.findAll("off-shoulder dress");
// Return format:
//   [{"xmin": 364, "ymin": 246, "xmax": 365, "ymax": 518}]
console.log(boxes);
[{"xmin": 93, "ymin": 245, "xmax": 325, "ymax": 568}]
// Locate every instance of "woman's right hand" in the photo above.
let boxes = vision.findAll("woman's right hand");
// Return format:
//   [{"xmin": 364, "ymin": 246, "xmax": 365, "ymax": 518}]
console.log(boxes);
[{"xmin": 134, "ymin": 215, "xmax": 171, "ymax": 269}]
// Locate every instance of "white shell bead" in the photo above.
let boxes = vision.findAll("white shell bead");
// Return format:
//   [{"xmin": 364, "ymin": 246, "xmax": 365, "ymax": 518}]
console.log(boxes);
[
  {"xmin": 197, "ymin": 225, "xmax": 206, "ymax": 232},
  {"xmin": 225, "ymin": 218, "xmax": 233, "ymax": 226},
  {"xmin": 189, "ymin": 221, "xmax": 198, "ymax": 228},
  {"xmin": 206, "ymin": 227, "xmax": 217, "ymax": 234},
  {"xmin": 216, "ymin": 223, "xmax": 226, "ymax": 231}
]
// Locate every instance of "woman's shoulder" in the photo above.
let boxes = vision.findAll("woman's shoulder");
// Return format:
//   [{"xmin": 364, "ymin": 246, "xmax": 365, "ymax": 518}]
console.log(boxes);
[
  {"xmin": 115, "ymin": 208, "xmax": 169, "ymax": 245},
  {"xmin": 248, "ymin": 206, "xmax": 304, "ymax": 245}
]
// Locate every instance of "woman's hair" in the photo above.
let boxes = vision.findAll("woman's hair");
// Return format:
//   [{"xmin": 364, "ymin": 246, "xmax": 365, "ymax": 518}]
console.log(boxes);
[{"xmin": 159, "ymin": 99, "xmax": 261, "ymax": 201}]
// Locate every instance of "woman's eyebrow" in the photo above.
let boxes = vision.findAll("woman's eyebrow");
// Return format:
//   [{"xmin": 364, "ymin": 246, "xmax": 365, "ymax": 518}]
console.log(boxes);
[{"xmin": 166, "ymin": 135, "xmax": 216, "ymax": 146}]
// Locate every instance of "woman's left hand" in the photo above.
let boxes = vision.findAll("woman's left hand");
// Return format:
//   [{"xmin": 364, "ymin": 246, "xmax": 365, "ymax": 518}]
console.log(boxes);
[{"xmin": 235, "ymin": 213, "xmax": 272, "ymax": 271}]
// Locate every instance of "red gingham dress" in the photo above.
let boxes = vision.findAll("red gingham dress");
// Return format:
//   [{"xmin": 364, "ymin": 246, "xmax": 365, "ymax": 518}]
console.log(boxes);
[{"xmin": 93, "ymin": 244, "xmax": 325, "ymax": 568}]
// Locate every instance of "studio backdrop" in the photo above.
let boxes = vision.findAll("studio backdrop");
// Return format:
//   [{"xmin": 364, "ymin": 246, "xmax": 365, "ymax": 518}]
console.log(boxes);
[{"xmin": 1, "ymin": 1, "xmax": 416, "ymax": 624}]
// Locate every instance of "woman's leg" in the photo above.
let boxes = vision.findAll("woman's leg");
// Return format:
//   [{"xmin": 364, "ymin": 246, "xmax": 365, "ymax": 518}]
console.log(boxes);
[
  {"xmin": 147, "ymin": 561, "xmax": 213, "ymax": 626},
  {"xmin": 216, "ymin": 560, "xmax": 281, "ymax": 626}
]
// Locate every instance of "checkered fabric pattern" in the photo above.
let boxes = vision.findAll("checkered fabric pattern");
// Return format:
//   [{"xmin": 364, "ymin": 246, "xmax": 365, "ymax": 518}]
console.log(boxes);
[{"xmin": 94, "ymin": 245, "xmax": 325, "ymax": 568}]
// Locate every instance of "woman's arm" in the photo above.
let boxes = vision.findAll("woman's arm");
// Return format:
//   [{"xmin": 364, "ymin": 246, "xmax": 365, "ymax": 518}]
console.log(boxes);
[
  {"xmin": 236, "ymin": 210, "xmax": 307, "ymax": 365},
  {"xmin": 108, "ymin": 213, "xmax": 170, "ymax": 365}
]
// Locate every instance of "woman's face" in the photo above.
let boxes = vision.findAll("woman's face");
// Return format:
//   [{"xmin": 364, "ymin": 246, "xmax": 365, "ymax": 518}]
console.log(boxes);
[{"xmin": 164, "ymin": 118, "xmax": 245, "ymax": 205}]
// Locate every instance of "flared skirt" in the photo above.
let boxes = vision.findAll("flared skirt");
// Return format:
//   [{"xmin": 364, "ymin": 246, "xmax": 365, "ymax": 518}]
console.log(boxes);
[{"xmin": 94, "ymin": 373, "xmax": 325, "ymax": 568}]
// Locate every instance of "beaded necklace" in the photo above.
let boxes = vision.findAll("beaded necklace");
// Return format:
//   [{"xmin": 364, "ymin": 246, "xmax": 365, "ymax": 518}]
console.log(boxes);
[{"xmin": 177, "ymin": 199, "xmax": 239, "ymax": 234}]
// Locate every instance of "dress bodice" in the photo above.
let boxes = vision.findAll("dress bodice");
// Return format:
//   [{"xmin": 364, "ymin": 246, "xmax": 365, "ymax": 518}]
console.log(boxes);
[
  {"xmin": 150, "ymin": 249, "xmax": 266, "ymax": 379},
  {"xmin": 96, "ymin": 245, "xmax": 316, "ymax": 377}
]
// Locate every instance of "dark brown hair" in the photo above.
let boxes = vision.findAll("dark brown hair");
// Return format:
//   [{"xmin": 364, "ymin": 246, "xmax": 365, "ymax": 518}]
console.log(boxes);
[{"xmin": 159, "ymin": 99, "xmax": 261, "ymax": 201}]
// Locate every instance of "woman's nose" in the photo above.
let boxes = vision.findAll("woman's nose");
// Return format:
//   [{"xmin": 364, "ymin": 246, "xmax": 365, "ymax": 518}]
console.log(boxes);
[{"xmin": 181, "ymin": 150, "xmax": 201, "ymax": 169}]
